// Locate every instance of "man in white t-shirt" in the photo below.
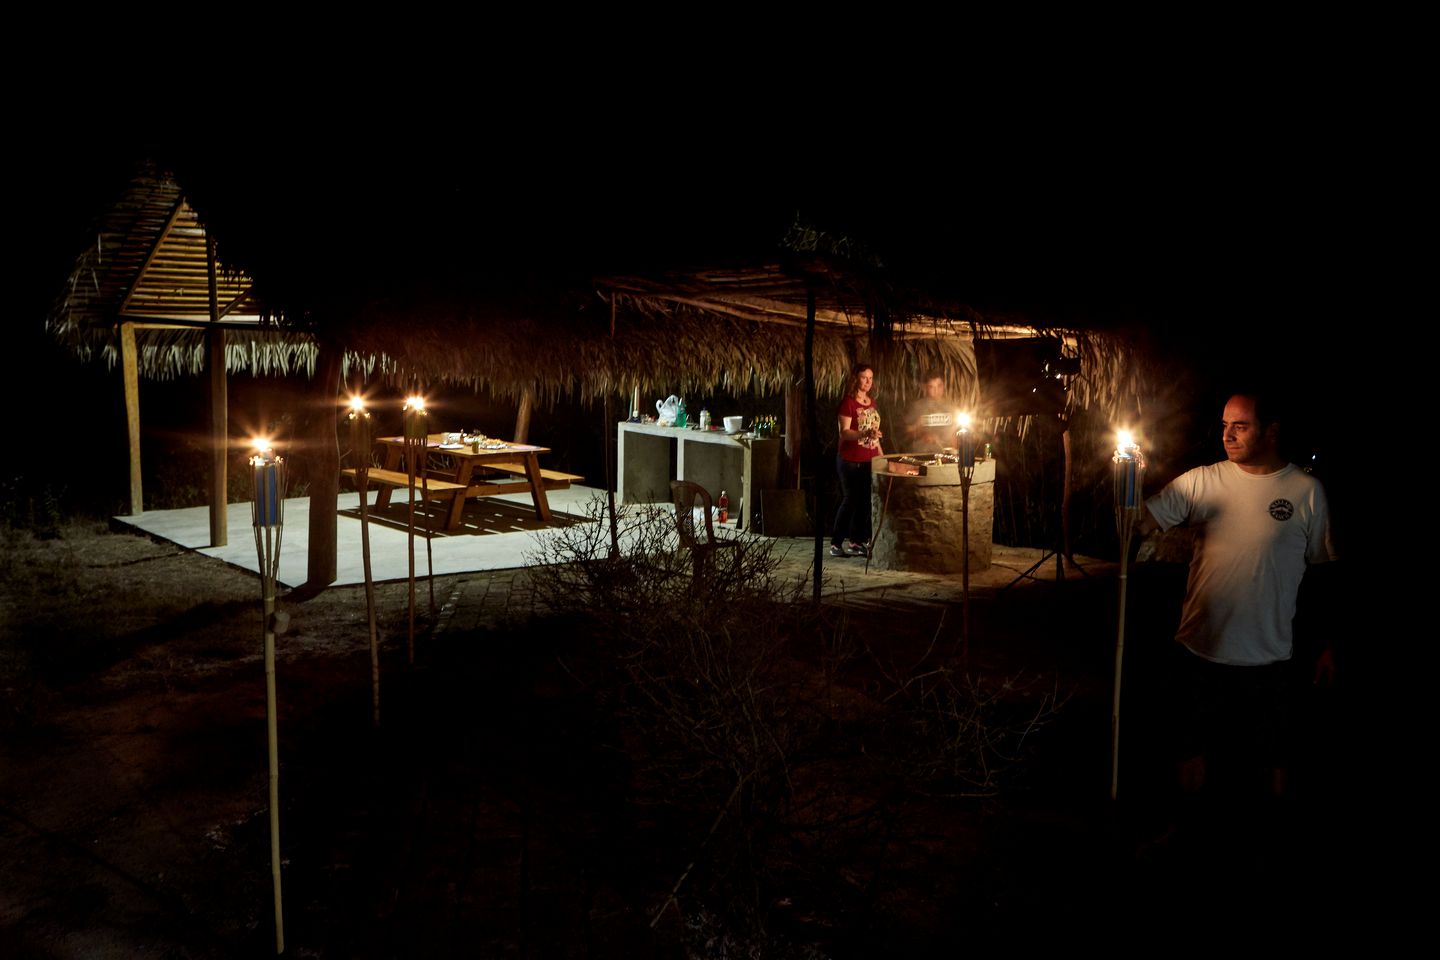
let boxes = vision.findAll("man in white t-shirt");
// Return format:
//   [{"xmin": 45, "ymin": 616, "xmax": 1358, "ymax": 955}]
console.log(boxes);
[{"xmin": 1140, "ymin": 392, "xmax": 1338, "ymax": 799}]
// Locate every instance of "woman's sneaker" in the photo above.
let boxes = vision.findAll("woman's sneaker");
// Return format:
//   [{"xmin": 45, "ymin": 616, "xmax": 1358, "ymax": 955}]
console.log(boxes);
[
  {"xmin": 847, "ymin": 542, "xmax": 870, "ymax": 558},
  {"xmin": 829, "ymin": 544, "xmax": 849, "ymax": 558}
]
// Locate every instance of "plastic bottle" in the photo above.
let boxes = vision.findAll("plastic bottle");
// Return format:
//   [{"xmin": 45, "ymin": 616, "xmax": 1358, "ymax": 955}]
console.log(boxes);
[
  {"xmin": 699, "ymin": 407, "xmax": 711, "ymax": 430},
  {"xmin": 717, "ymin": 490, "xmax": 729, "ymax": 524},
  {"xmin": 675, "ymin": 398, "xmax": 688, "ymax": 428}
]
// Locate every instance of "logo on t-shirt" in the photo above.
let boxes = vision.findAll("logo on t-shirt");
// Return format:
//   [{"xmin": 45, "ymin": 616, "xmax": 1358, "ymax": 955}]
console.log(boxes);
[
  {"xmin": 856, "ymin": 407, "xmax": 882, "ymax": 449},
  {"xmin": 1268, "ymin": 499, "xmax": 1294, "ymax": 521}
]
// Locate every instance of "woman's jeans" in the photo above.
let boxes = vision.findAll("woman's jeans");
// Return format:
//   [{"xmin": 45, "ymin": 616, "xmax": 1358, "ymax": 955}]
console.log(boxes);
[{"xmin": 833, "ymin": 456, "xmax": 873, "ymax": 547}]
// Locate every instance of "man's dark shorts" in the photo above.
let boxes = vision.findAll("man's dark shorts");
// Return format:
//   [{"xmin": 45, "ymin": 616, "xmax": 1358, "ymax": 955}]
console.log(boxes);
[{"xmin": 1171, "ymin": 646, "xmax": 1297, "ymax": 770}]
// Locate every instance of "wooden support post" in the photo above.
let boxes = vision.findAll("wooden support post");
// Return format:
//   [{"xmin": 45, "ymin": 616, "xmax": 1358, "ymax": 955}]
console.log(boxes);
[
  {"xmin": 514, "ymin": 388, "xmax": 533, "ymax": 444},
  {"xmin": 784, "ymin": 373, "xmax": 803, "ymax": 488},
  {"xmin": 606, "ymin": 292, "xmax": 626, "ymax": 561},
  {"xmin": 207, "ymin": 237, "xmax": 228, "ymax": 546},
  {"xmin": 120, "ymin": 321, "xmax": 143, "ymax": 515},
  {"xmin": 304, "ymin": 345, "xmax": 343, "ymax": 592},
  {"xmin": 805, "ymin": 287, "xmax": 823, "ymax": 604},
  {"xmin": 1061, "ymin": 421, "xmax": 1074, "ymax": 565},
  {"xmin": 208, "ymin": 328, "xmax": 228, "ymax": 546}
]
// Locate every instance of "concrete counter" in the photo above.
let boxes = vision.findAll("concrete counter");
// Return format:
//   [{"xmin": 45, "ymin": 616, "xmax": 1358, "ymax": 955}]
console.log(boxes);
[{"xmin": 617, "ymin": 422, "xmax": 781, "ymax": 530}]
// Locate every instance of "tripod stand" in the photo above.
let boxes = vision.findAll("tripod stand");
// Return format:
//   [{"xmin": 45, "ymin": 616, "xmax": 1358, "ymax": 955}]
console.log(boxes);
[{"xmin": 1000, "ymin": 411, "xmax": 1089, "ymax": 593}]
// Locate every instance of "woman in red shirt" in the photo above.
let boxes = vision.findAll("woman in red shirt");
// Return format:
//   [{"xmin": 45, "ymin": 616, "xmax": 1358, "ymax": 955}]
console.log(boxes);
[{"xmin": 832, "ymin": 362, "xmax": 884, "ymax": 557}]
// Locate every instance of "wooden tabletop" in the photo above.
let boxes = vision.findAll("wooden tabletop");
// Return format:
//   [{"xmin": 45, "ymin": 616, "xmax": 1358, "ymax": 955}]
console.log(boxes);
[{"xmin": 376, "ymin": 435, "xmax": 549, "ymax": 456}]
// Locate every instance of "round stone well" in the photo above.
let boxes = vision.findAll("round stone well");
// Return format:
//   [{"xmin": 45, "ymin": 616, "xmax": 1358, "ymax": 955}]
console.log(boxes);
[{"xmin": 869, "ymin": 456, "xmax": 996, "ymax": 573}]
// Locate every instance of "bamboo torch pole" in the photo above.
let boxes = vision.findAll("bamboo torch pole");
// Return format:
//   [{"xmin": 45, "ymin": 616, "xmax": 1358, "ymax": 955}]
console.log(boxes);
[
  {"xmin": 349, "ymin": 397, "xmax": 380, "ymax": 727},
  {"xmin": 250, "ymin": 441, "xmax": 287, "ymax": 953},
  {"xmin": 422, "ymin": 449, "xmax": 435, "ymax": 616},
  {"xmin": 403, "ymin": 395, "xmax": 427, "ymax": 666},
  {"xmin": 1110, "ymin": 430, "xmax": 1146, "ymax": 801},
  {"xmin": 957, "ymin": 413, "xmax": 976, "ymax": 663}
]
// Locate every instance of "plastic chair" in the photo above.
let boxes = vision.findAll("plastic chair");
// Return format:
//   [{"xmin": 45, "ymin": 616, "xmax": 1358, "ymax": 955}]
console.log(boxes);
[{"xmin": 669, "ymin": 480, "xmax": 740, "ymax": 579}]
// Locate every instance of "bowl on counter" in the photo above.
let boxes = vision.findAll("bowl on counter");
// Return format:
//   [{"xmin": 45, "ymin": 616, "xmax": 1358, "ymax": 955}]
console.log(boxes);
[{"xmin": 723, "ymin": 416, "xmax": 744, "ymax": 434}]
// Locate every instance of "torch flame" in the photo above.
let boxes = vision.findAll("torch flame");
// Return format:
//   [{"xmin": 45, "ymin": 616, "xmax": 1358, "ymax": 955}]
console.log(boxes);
[{"xmin": 248, "ymin": 436, "xmax": 275, "ymax": 466}]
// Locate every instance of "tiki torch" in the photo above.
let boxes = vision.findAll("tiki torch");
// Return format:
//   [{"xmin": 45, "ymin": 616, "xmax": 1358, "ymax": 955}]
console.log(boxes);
[
  {"xmin": 956, "ymin": 412, "xmax": 977, "ymax": 661},
  {"xmin": 349, "ymin": 396, "xmax": 381, "ymax": 727},
  {"xmin": 1110, "ymin": 429, "xmax": 1146, "ymax": 800},
  {"xmin": 250, "ymin": 438, "xmax": 286, "ymax": 954},
  {"xmin": 402, "ymin": 394, "xmax": 428, "ymax": 665}
]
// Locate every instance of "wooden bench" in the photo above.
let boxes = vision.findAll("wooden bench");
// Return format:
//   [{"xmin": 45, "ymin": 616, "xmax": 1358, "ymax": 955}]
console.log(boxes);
[
  {"xmin": 341, "ymin": 468, "xmax": 466, "ymax": 499},
  {"xmin": 343, "ymin": 464, "xmax": 581, "ymax": 530},
  {"xmin": 475, "ymin": 462, "xmax": 584, "ymax": 489}
]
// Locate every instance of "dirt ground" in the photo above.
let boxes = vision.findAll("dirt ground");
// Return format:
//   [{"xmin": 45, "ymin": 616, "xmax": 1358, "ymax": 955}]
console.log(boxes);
[{"xmin": 1, "ymin": 521, "xmax": 1384, "ymax": 958}]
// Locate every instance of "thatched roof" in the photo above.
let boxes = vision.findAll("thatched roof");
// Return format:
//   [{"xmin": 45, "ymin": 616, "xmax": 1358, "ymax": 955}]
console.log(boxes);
[
  {"xmin": 46, "ymin": 161, "xmax": 1155, "ymax": 422},
  {"xmin": 45, "ymin": 162, "xmax": 316, "ymax": 379},
  {"xmin": 328, "ymin": 258, "xmax": 1151, "ymax": 425}
]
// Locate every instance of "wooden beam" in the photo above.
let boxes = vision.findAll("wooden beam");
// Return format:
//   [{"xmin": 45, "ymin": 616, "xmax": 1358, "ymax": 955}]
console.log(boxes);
[
  {"xmin": 217, "ymin": 285, "xmax": 256, "ymax": 320},
  {"xmin": 608, "ymin": 288, "xmax": 968, "ymax": 340},
  {"xmin": 125, "ymin": 317, "xmax": 271, "ymax": 330},
  {"xmin": 119, "ymin": 197, "xmax": 186, "ymax": 316},
  {"xmin": 120, "ymin": 321, "xmax": 143, "ymax": 515},
  {"xmin": 207, "ymin": 236, "xmax": 228, "ymax": 547}
]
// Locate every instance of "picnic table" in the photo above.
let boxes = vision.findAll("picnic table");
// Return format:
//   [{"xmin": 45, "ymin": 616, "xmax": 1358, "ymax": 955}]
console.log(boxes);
[{"xmin": 342, "ymin": 434, "xmax": 582, "ymax": 532}]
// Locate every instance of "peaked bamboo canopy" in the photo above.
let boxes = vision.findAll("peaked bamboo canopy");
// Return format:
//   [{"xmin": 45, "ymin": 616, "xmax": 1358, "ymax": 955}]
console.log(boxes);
[{"xmin": 46, "ymin": 164, "xmax": 316, "ymax": 379}]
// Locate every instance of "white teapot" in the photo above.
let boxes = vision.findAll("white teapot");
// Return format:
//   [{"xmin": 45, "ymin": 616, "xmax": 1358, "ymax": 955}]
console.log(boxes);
[{"xmin": 656, "ymin": 395, "xmax": 680, "ymax": 423}]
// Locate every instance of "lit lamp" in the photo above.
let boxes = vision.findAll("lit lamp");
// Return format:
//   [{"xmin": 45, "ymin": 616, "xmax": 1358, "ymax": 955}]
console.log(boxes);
[
  {"xmin": 402, "ymin": 393, "xmax": 428, "ymax": 440},
  {"xmin": 1109, "ymin": 429, "xmax": 1146, "ymax": 801},
  {"xmin": 249, "ymin": 438, "xmax": 286, "ymax": 954},
  {"xmin": 956, "ymin": 411, "xmax": 977, "ymax": 467},
  {"xmin": 348, "ymin": 397, "xmax": 381, "ymax": 728},
  {"xmin": 956, "ymin": 412, "xmax": 977, "ymax": 659},
  {"xmin": 348, "ymin": 394, "xmax": 371, "ymax": 455}
]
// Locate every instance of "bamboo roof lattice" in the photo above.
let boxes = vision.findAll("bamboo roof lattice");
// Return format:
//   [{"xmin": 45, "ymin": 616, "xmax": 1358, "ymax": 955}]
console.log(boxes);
[{"xmin": 46, "ymin": 163, "xmax": 316, "ymax": 379}]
